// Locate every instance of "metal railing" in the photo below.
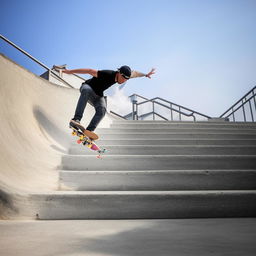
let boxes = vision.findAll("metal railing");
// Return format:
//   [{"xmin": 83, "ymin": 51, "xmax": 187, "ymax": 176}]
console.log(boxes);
[
  {"xmin": 110, "ymin": 111, "xmax": 127, "ymax": 119},
  {"xmin": 0, "ymin": 34, "xmax": 74, "ymax": 88},
  {"xmin": 129, "ymin": 94, "xmax": 211, "ymax": 121},
  {"xmin": 219, "ymin": 86, "xmax": 256, "ymax": 122}
]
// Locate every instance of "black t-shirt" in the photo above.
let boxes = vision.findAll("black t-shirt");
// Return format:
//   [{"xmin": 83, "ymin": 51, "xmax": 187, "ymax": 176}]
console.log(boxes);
[{"xmin": 85, "ymin": 70, "xmax": 117, "ymax": 97}]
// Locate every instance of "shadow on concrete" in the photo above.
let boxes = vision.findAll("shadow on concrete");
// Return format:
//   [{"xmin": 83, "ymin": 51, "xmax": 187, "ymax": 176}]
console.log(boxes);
[
  {"xmin": 0, "ymin": 189, "xmax": 18, "ymax": 218},
  {"xmin": 1, "ymin": 219, "xmax": 256, "ymax": 255},
  {"xmin": 33, "ymin": 106, "xmax": 70, "ymax": 153},
  {"xmin": 74, "ymin": 219, "xmax": 256, "ymax": 256}
]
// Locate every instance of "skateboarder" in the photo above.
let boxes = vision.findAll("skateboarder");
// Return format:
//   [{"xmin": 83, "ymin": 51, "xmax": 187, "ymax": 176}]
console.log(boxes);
[{"xmin": 63, "ymin": 66, "xmax": 155, "ymax": 140}]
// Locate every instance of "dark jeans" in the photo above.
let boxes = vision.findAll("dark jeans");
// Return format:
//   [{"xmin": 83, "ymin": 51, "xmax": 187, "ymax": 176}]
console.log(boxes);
[{"xmin": 73, "ymin": 83, "xmax": 107, "ymax": 131}]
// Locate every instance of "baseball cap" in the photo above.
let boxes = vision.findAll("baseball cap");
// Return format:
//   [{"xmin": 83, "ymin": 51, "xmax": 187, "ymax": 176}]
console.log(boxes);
[{"xmin": 118, "ymin": 65, "xmax": 131, "ymax": 79}]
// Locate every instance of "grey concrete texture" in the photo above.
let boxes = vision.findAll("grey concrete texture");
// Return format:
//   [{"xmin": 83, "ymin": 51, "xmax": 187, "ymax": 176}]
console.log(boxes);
[
  {"xmin": 99, "ymin": 132, "xmax": 256, "ymax": 140},
  {"xmin": 61, "ymin": 155, "xmax": 256, "ymax": 170},
  {"xmin": 60, "ymin": 170, "xmax": 256, "ymax": 191},
  {"xmin": 98, "ymin": 127, "xmax": 256, "ymax": 134},
  {"xmin": 0, "ymin": 53, "xmax": 112, "ymax": 218},
  {"xmin": 96, "ymin": 138, "xmax": 256, "ymax": 146},
  {"xmin": 110, "ymin": 122, "xmax": 256, "ymax": 129},
  {"xmin": 28, "ymin": 191, "xmax": 256, "ymax": 219},
  {"xmin": 69, "ymin": 144, "xmax": 256, "ymax": 155},
  {"xmin": 1, "ymin": 53, "xmax": 256, "ymax": 222},
  {"xmin": 1, "ymin": 219, "xmax": 256, "ymax": 256}
]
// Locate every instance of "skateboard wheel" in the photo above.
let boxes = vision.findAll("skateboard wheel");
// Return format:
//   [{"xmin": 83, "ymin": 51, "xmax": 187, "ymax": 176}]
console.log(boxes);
[{"xmin": 72, "ymin": 131, "xmax": 76, "ymax": 136}]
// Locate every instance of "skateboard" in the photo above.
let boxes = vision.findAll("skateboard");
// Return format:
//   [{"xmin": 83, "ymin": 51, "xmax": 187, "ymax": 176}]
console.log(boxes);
[
  {"xmin": 70, "ymin": 120, "xmax": 99, "ymax": 140},
  {"xmin": 70, "ymin": 126, "xmax": 106, "ymax": 158}
]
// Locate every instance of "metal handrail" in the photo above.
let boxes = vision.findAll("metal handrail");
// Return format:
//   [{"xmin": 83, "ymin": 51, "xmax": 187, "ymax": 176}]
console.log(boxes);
[
  {"xmin": 139, "ymin": 111, "xmax": 169, "ymax": 121},
  {"xmin": 0, "ymin": 34, "xmax": 74, "ymax": 88},
  {"xmin": 129, "ymin": 93, "xmax": 209, "ymax": 121},
  {"xmin": 133, "ymin": 98, "xmax": 196, "ymax": 121},
  {"xmin": 143, "ymin": 100, "xmax": 196, "ymax": 121},
  {"xmin": 129, "ymin": 94, "xmax": 149, "ymax": 101},
  {"xmin": 153, "ymin": 97, "xmax": 211, "ymax": 119},
  {"xmin": 220, "ymin": 86, "xmax": 256, "ymax": 117},
  {"xmin": 110, "ymin": 110, "xmax": 127, "ymax": 120},
  {"xmin": 219, "ymin": 86, "xmax": 256, "ymax": 122}
]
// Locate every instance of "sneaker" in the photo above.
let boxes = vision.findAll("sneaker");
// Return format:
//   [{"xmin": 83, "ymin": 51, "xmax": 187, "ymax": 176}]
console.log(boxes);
[
  {"xmin": 69, "ymin": 119, "xmax": 99, "ymax": 140},
  {"xmin": 69, "ymin": 119, "xmax": 82, "ymax": 130}
]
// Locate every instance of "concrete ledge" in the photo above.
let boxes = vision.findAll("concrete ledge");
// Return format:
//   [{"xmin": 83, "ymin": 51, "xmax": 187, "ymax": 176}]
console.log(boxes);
[
  {"xmin": 99, "ymin": 133, "xmax": 256, "ymax": 140},
  {"xmin": 98, "ymin": 128, "xmax": 256, "ymax": 134},
  {"xmin": 112, "ymin": 123, "xmax": 256, "ymax": 129},
  {"xmin": 69, "ymin": 145, "xmax": 256, "ymax": 155},
  {"xmin": 94, "ymin": 139, "xmax": 256, "ymax": 146},
  {"xmin": 59, "ymin": 170, "xmax": 256, "ymax": 191},
  {"xmin": 112, "ymin": 120, "xmax": 256, "ymax": 125},
  {"xmin": 29, "ymin": 191, "xmax": 256, "ymax": 219},
  {"xmin": 208, "ymin": 118, "xmax": 229, "ymax": 122},
  {"xmin": 61, "ymin": 155, "xmax": 256, "ymax": 170}
]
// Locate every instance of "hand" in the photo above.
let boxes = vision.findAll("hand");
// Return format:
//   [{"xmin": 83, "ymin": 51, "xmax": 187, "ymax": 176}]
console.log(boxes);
[{"xmin": 146, "ymin": 68, "xmax": 156, "ymax": 79}]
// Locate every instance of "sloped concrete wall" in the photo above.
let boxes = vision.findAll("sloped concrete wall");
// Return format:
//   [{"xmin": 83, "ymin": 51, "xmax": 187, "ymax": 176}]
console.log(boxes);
[{"xmin": 0, "ymin": 54, "xmax": 112, "ymax": 218}]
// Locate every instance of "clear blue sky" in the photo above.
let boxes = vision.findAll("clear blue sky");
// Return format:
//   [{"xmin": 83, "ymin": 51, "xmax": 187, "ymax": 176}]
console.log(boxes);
[{"xmin": 1, "ymin": 0, "xmax": 256, "ymax": 116}]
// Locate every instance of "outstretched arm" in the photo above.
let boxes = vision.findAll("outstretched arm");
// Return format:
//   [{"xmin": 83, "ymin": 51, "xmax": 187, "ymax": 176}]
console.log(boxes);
[
  {"xmin": 62, "ymin": 68, "xmax": 98, "ymax": 77},
  {"xmin": 130, "ymin": 68, "xmax": 156, "ymax": 79}
]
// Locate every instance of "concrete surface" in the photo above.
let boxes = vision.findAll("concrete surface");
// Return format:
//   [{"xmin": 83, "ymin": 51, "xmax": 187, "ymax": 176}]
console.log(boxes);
[
  {"xmin": 1, "ymin": 47, "xmax": 256, "ymax": 255},
  {"xmin": 69, "ymin": 144, "xmax": 256, "ymax": 155},
  {"xmin": 61, "ymin": 155, "xmax": 256, "ymax": 170},
  {"xmin": 60, "ymin": 170, "xmax": 256, "ymax": 191},
  {"xmin": 95, "ymin": 138, "xmax": 256, "ymax": 146},
  {"xmin": 28, "ymin": 191, "xmax": 256, "ymax": 219},
  {"xmin": 0, "ymin": 218, "xmax": 256, "ymax": 256},
  {"xmin": 110, "ymin": 120, "xmax": 256, "ymax": 128},
  {"xmin": 0, "ymin": 53, "xmax": 111, "ymax": 218}
]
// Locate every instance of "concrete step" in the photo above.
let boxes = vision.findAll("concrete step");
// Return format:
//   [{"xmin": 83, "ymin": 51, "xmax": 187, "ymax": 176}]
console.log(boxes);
[
  {"xmin": 98, "ymin": 133, "xmax": 256, "ymax": 140},
  {"xmin": 60, "ymin": 170, "xmax": 256, "ymax": 191},
  {"xmin": 69, "ymin": 145, "xmax": 256, "ymax": 156},
  {"xmin": 95, "ymin": 139, "xmax": 256, "ymax": 146},
  {"xmin": 111, "ymin": 123, "xmax": 256, "ymax": 129},
  {"xmin": 97, "ymin": 128, "xmax": 256, "ymax": 134},
  {"xmin": 29, "ymin": 190, "xmax": 256, "ymax": 219},
  {"xmin": 112, "ymin": 120, "xmax": 256, "ymax": 125},
  {"xmin": 61, "ymin": 155, "xmax": 256, "ymax": 170}
]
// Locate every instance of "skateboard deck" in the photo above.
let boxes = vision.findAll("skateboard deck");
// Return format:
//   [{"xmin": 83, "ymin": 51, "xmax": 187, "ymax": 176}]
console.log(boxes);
[
  {"xmin": 70, "ymin": 120, "xmax": 99, "ymax": 140},
  {"xmin": 70, "ymin": 126, "xmax": 106, "ymax": 158}
]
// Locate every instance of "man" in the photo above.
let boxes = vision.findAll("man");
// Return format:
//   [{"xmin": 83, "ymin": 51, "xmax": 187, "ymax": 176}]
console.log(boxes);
[{"xmin": 63, "ymin": 66, "xmax": 155, "ymax": 140}]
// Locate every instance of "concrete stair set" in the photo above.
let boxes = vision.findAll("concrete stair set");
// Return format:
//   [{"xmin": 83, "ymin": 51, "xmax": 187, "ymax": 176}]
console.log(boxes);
[{"xmin": 32, "ymin": 120, "xmax": 256, "ymax": 219}]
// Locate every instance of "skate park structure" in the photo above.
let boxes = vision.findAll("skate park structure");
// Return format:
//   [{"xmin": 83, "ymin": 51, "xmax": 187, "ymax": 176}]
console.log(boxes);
[{"xmin": 1, "ymin": 35, "xmax": 256, "ymax": 256}]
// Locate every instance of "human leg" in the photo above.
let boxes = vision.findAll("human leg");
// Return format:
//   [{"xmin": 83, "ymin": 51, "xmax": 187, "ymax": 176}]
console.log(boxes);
[
  {"xmin": 86, "ymin": 96, "xmax": 107, "ymax": 131},
  {"xmin": 72, "ymin": 83, "xmax": 95, "ymax": 121}
]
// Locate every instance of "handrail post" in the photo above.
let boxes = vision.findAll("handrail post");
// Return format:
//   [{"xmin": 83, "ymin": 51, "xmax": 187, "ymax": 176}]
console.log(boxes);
[
  {"xmin": 136, "ymin": 102, "xmax": 139, "ymax": 120},
  {"xmin": 242, "ymin": 98, "xmax": 246, "ymax": 122},
  {"xmin": 132, "ymin": 100, "xmax": 137, "ymax": 120},
  {"xmin": 231, "ymin": 107, "xmax": 235, "ymax": 122},
  {"xmin": 170, "ymin": 103, "xmax": 173, "ymax": 121},
  {"xmin": 253, "ymin": 90, "xmax": 256, "ymax": 111},
  {"xmin": 249, "ymin": 99, "xmax": 254, "ymax": 122},
  {"xmin": 153, "ymin": 101, "xmax": 155, "ymax": 120}
]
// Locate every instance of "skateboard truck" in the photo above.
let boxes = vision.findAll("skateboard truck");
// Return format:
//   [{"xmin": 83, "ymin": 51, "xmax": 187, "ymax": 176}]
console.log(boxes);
[{"xmin": 70, "ymin": 126, "xmax": 106, "ymax": 158}]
